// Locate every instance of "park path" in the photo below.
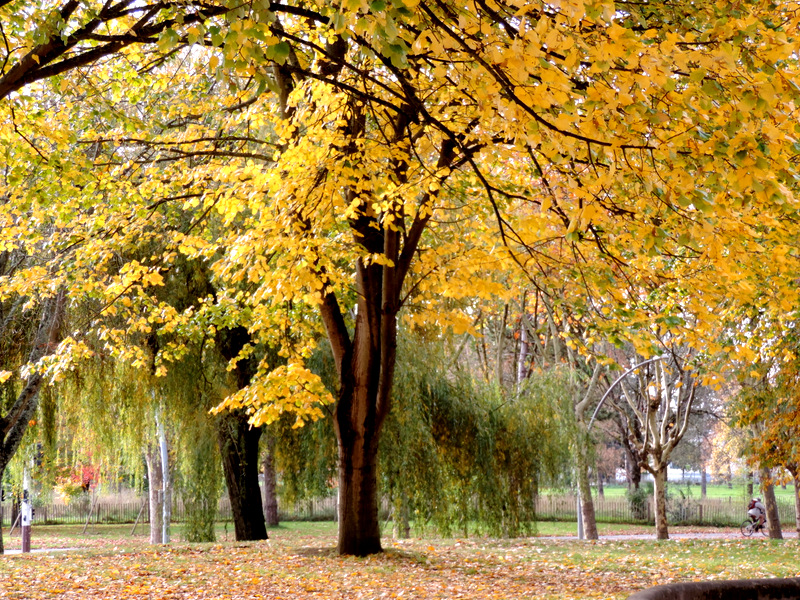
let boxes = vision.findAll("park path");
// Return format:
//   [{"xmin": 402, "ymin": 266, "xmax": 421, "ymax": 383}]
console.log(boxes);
[{"xmin": 542, "ymin": 530, "xmax": 799, "ymax": 541}]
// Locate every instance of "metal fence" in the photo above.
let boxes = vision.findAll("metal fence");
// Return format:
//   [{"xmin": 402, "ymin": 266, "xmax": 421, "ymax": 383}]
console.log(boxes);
[
  {"xmin": 0, "ymin": 493, "xmax": 795, "ymax": 528},
  {"xmin": 535, "ymin": 494, "xmax": 798, "ymax": 527},
  {"xmin": 0, "ymin": 495, "xmax": 338, "ymax": 527}
]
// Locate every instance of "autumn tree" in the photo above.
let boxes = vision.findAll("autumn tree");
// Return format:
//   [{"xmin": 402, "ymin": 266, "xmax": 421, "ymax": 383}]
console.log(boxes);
[
  {"xmin": 6, "ymin": 0, "xmax": 800, "ymax": 556},
  {"xmin": 605, "ymin": 352, "xmax": 698, "ymax": 539}
]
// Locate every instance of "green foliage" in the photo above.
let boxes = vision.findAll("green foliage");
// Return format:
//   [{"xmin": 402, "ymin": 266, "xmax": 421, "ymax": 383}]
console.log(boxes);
[
  {"xmin": 626, "ymin": 482, "xmax": 654, "ymax": 521},
  {"xmin": 179, "ymin": 413, "xmax": 221, "ymax": 543},
  {"xmin": 381, "ymin": 335, "xmax": 573, "ymax": 537}
]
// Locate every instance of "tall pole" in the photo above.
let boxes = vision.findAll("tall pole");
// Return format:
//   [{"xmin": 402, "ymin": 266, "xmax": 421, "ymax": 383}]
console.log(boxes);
[{"xmin": 21, "ymin": 465, "xmax": 31, "ymax": 553}]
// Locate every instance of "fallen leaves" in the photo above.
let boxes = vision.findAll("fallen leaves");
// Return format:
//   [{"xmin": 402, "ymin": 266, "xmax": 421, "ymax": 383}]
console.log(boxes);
[{"xmin": 2, "ymin": 526, "xmax": 800, "ymax": 599}]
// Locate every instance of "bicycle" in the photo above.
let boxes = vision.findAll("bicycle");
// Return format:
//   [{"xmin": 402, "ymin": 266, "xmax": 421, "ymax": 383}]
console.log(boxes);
[{"xmin": 740, "ymin": 517, "xmax": 769, "ymax": 537}]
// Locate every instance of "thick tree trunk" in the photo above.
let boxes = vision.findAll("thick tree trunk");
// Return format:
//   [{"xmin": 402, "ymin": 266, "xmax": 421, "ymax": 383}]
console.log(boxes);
[
  {"xmin": 760, "ymin": 466, "xmax": 783, "ymax": 540},
  {"xmin": 145, "ymin": 445, "xmax": 163, "ymax": 544},
  {"xmin": 336, "ymin": 414, "xmax": 382, "ymax": 555},
  {"xmin": 217, "ymin": 410, "xmax": 267, "ymax": 541},
  {"xmin": 216, "ymin": 327, "xmax": 268, "ymax": 541},
  {"xmin": 653, "ymin": 466, "xmax": 669, "ymax": 540},
  {"xmin": 263, "ymin": 433, "xmax": 279, "ymax": 527}
]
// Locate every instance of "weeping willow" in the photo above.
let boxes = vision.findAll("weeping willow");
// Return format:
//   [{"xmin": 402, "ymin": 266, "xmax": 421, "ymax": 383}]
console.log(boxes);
[{"xmin": 381, "ymin": 334, "xmax": 574, "ymax": 538}]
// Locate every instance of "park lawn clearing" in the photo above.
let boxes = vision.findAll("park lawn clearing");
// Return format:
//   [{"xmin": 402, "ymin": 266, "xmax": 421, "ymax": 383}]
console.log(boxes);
[{"xmin": 1, "ymin": 525, "xmax": 799, "ymax": 599}]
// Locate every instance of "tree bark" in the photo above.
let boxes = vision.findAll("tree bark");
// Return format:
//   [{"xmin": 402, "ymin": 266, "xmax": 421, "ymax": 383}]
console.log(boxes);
[
  {"xmin": 760, "ymin": 466, "xmax": 783, "ymax": 539},
  {"xmin": 145, "ymin": 444, "xmax": 163, "ymax": 544},
  {"xmin": 216, "ymin": 326, "xmax": 268, "ymax": 541},
  {"xmin": 156, "ymin": 405, "xmax": 171, "ymax": 544},
  {"xmin": 263, "ymin": 433, "xmax": 279, "ymax": 527},
  {"xmin": 793, "ymin": 472, "xmax": 800, "ymax": 536},
  {"xmin": 0, "ymin": 290, "xmax": 66, "ymax": 555},
  {"xmin": 217, "ymin": 410, "xmax": 267, "ymax": 541},
  {"xmin": 576, "ymin": 443, "xmax": 599, "ymax": 540},
  {"xmin": 701, "ymin": 465, "xmax": 707, "ymax": 498},
  {"xmin": 653, "ymin": 465, "xmax": 669, "ymax": 540}
]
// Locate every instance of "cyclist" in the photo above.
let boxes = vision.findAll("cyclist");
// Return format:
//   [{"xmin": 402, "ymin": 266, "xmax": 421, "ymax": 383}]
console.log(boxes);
[{"xmin": 748, "ymin": 497, "xmax": 766, "ymax": 529}]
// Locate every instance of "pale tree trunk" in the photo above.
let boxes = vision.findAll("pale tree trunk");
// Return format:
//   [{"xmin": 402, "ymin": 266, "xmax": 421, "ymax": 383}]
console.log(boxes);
[
  {"xmin": 596, "ymin": 469, "xmax": 604, "ymax": 498},
  {"xmin": 573, "ymin": 365, "xmax": 602, "ymax": 541},
  {"xmin": 760, "ymin": 466, "xmax": 783, "ymax": 539},
  {"xmin": 263, "ymin": 433, "xmax": 279, "ymax": 527},
  {"xmin": 145, "ymin": 445, "xmax": 163, "ymax": 544},
  {"xmin": 653, "ymin": 465, "xmax": 669, "ymax": 540},
  {"xmin": 516, "ymin": 313, "xmax": 528, "ymax": 385},
  {"xmin": 156, "ymin": 406, "xmax": 171, "ymax": 544}
]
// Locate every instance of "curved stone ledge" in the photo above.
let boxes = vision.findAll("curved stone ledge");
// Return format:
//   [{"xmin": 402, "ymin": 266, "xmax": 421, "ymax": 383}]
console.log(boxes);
[{"xmin": 628, "ymin": 577, "xmax": 800, "ymax": 600}]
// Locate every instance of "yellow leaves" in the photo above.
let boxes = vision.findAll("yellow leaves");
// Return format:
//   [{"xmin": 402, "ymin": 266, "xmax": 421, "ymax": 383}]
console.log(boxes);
[
  {"xmin": 0, "ymin": 370, "xmax": 13, "ymax": 384},
  {"xmin": 212, "ymin": 361, "xmax": 334, "ymax": 428}
]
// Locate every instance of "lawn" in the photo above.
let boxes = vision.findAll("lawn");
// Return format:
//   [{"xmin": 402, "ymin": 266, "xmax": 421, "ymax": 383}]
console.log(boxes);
[
  {"xmin": 595, "ymin": 483, "xmax": 797, "ymax": 501},
  {"xmin": 1, "ymin": 522, "xmax": 799, "ymax": 599}
]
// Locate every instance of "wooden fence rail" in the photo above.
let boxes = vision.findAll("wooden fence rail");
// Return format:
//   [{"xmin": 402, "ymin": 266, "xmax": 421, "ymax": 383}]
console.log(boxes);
[{"xmin": 0, "ymin": 494, "xmax": 794, "ymax": 529}]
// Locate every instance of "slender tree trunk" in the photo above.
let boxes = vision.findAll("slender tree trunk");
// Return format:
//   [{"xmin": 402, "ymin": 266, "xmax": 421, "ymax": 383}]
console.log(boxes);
[
  {"xmin": 145, "ymin": 445, "xmax": 163, "ymax": 544},
  {"xmin": 392, "ymin": 491, "xmax": 411, "ymax": 540},
  {"xmin": 701, "ymin": 465, "xmax": 707, "ymax": 498},
  {"xmin": 576, "ymin": 444, "xmax": 598, "ymax": 540},
  {"xmin": 263, "ymin": 433, "xmax": 279, "ymax": 527},
  {"xmin": 760, "ymin": 466, "xmax": 783, "ymax": 540},
  {"xmin": 597, "ymin": 469, "xmax": 605, "ymax": 498},
  {"xmin": 0, "ymin": 465, "xmax": 4, "ymax": 554},
  {"xmin": 217, "ymin": 410, "xmax": 267, "ymax": 541},
  {"xmin": 653, "ymin": 466, "xmax": 669, "ymax": 540},
  {"xmin": 792, "ymin": 472, "xmax": 800, "ymax": 536},
  {"xmin": 156, "ymin": 406, "xmax": 171, "ymax": 544}
]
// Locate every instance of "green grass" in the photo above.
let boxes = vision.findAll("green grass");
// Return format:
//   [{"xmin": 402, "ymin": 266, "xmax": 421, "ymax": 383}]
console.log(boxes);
[{"xmin": 590, "ymin": 483, "xmax": 797, "ymax": 500}]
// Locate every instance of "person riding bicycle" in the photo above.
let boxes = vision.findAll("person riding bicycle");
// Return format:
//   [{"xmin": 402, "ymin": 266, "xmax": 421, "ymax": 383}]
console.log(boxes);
[{"xmin": 748, "ymin": 498, "xmax": 766, "ymax": 528}]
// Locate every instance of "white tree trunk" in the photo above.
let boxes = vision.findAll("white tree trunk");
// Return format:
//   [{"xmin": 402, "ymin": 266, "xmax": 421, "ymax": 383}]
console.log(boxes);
[{"xmin": 156, "ymin": 405, "xmax": 171, "ymax": 544}]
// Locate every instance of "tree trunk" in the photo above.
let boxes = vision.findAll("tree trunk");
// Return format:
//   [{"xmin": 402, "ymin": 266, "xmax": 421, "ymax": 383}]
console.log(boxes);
[
  {"xmin": 336, "ymin": 411, "xmax": 382, "ymax": 555},
  {"xmin": 217, "ymin": 410, "xmax": 267, "ymax": 541},
  {"xmin": 653, "ymin": 466, "xmax": 669, "ymax": 540},
  {"xmin": 701, "ymin": 465, "xmax": 707, "ymax": 498},
  {"xmin": 392, "ymin": 491, "xmax": 411, "ymax": 540},
  {"xmin": 576, "ymin": 444, "xmax": 598, "ymax": 540},
  {"xmin": 0, "ymin": 290, "xmax": 66, "ymax": 555},
  {"xmin": 145, "ymin": 445, "xmax": 163, "ymax": 544},
  {"xmin": 0, "ymin": 466, "xmax": 4, "ymax": 554},
  {"xmin": 747, "ymin": 471, "xmax": 754, "ymax": 497},
  {"xmin": 760, "ymin": 466, "xmax": 783, "ymax": 540},
  {"xmin": 156, "ymin": 406, "xmax": 171, "ymax": 544},
  {"xmin": 596, "ymin": 469, "xmax": 605, "ymax": 498},
  {"xmin": 216, "ymin": 327, "xmax": 268, "ymax": 541},
  {"xmin": 263, "ymin": 433, "xmax": 279, "ymax": 527},
  {"xmin": 793, "ymin": 472, "xmax": 800, "ymax": 536}
]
